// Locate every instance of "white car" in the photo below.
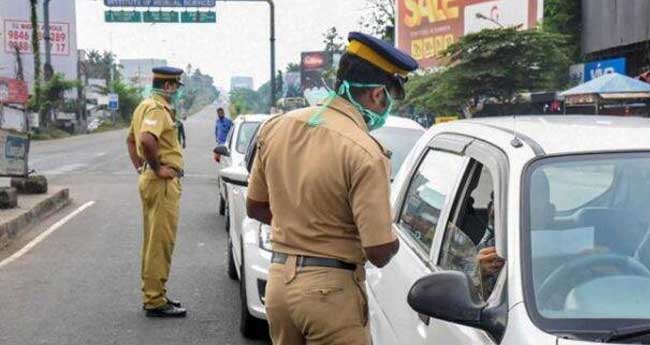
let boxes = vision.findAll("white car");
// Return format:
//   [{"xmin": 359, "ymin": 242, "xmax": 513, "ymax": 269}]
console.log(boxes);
[
  {"xmin": 214, "ymin": 114, "xmax": 268, "ymax": 217},
  {"xmin": 220, "ymin": 115, "xmax": 425, "ymax": 338},
  {"xmin": 369, "ymin": 115, "xmax": 650, "ymax": 345}
]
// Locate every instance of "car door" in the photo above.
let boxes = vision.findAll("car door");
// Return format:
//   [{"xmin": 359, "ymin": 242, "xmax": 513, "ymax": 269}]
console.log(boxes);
[
  {"xmin": 422, "ymin": 139, "xmax": 509, "ymax": 345},
  {"xmin": 366, "ymin": 146, "xmax": 469, "ymax": 345}
]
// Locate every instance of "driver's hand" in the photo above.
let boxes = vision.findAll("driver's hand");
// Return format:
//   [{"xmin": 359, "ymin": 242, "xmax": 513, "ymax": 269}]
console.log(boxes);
[
  {"xmin": 214, "ymin": 153, "xmax": 221, "ymax": 163},
  {"xmin": 478, "ymin": 247, "xmax": 505, "ymax": 277}
]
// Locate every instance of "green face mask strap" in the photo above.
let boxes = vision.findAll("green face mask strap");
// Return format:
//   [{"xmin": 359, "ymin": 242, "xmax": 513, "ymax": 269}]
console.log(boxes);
[{"xmin": 341, "ymin": 81, "xmax": 394, "ymax": 131}]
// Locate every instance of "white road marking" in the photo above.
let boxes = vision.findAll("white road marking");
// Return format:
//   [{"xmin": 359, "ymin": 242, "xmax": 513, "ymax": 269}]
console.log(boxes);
[{"xmin": 0, "ymin": 201, "xmax": 96, "ymax": 270}]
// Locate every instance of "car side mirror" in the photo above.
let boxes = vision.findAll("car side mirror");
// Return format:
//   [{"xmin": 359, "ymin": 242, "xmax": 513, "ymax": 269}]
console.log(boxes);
[
  {"xmin": 408, "ymin": 271, "xmax": 486, "ymax": 328},
  {"xmin": 220, "ymin": 166, "xmax": 249, "ymax": 187},
  {"xmin": 213, "ymin": 145, "xmax": 230, "ymax": 157}
]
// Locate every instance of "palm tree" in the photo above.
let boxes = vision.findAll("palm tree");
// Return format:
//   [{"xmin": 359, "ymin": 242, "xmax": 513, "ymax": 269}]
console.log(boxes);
[{"xmin": 29, "ymin": 0, "xmax": 41, "ymax": 96}]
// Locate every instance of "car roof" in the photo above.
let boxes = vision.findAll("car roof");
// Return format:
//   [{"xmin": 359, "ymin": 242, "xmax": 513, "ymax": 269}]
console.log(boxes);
[
  {"xmin": 438, "ymin": 115, "xmax": 650, "ymax": 155},
  {"xmin": 234, "ymin": 114, "xmax": 270, "ymax": 123},
  {"xmin": 384, "ymin": 116, "xmax": 425, "ymax": 130}
]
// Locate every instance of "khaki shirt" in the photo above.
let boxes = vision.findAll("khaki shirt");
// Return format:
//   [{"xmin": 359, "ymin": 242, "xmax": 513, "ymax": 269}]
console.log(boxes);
[
  {"xmin": 248, "ymin": 96, "xmax": 396, "ymax": 264},
  {"xmin": 129, "ymin": 94, "xmax": 184, "ymax": 170}
]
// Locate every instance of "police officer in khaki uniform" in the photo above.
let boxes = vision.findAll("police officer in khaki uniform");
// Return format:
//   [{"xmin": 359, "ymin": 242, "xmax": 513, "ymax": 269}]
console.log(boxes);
[
  {"xmin": 126, "ymin": 67, "xmax": 186, "ymax": 318},
  {"xmin": 246, "ymin": 32, "xmax": 418, "ymax": 344}
]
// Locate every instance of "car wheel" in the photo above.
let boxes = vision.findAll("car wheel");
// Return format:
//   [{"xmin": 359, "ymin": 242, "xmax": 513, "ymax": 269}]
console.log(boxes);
[
  {"xmin": 239, "ymin": 256, "xmax": 267, "ymax": 339},
  {"xmin": 227, "ymin": 233, "xmax": 238, "ymax": 280}
]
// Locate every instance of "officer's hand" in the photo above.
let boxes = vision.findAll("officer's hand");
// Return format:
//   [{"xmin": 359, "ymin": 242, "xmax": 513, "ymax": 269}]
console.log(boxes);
[
  {"xmin": 478, "ymin": 247, "xmax": 504, "ymax": 277},
  {"xmin": 156, "ymin": 166, "xmax": 177, "ymax": 179}
]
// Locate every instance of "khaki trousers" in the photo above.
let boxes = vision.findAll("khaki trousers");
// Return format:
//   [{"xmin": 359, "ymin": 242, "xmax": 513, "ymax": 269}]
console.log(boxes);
[
  {"xmin": 265, "ymin": 257, "xmax": 370, "ymax": 345},
  {"xmin": 138, "ymin": 170, "xmax": 181, "ymax": 309}
]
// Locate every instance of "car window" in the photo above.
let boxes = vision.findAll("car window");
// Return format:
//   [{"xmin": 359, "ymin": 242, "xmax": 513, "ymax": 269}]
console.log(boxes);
[
  {"xmin": 371, "ymin": 126, "xmax": 424, "ymax": 178},
  {"xmin": 439, "ymin": 164, "xmax": 499, "ymax": 300},
  {"xmin": 526, "ymin": 154, "xmax": 650, "ymax": 320},
  {"xmin": 398, "ymin": 149, "xmax": 465, "ymax": 254},
  {"xmin": 236, "ymin": 122, "xmax": 261, "ymax": 154},
  {"xmin": 544, "ymin": 164, "xmax": 615, "ymax": 212}
]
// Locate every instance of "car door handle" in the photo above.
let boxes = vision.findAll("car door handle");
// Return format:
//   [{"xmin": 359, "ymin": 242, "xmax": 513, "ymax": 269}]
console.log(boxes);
[{"xmin": 418, "ymin": 313, "xmax": 430, "ymax": 325}]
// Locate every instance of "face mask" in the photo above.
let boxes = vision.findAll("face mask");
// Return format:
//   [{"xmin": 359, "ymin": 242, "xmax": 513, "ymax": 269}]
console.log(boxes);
[{"xmin": 338, "ymin": 80, "xmax": 394, "ymax": 131}]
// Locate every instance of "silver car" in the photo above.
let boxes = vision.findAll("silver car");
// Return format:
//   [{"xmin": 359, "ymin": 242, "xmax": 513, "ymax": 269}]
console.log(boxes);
[{"xmin": 369, "ymin": 115, "xmax": 650, "ymax": 345}]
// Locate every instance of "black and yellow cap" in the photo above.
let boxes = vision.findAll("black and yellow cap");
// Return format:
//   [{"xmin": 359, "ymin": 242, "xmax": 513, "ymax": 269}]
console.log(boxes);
[
  {"xmin": 152, "ymin": 66, "xmax": 184, "ymax": 85},
  {"xmin": 347, "ymin": 32, "xmax": 418, "ymax": 76}
]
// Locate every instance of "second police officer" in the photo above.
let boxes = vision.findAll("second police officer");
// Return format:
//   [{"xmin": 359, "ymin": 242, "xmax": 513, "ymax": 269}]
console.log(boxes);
[{"xmin": 246, "ymin": 32, "xmax": 418, "ymax": 344}]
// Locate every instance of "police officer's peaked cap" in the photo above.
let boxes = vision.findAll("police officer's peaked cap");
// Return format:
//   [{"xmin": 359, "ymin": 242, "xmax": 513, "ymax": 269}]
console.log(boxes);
[
  {"xmin": 152, "ymin": 66, "xmax": 184, "ymax": 85},
  {"xmin": 347, "ymin": 32, "xmax": 418, "ymax": 76}
]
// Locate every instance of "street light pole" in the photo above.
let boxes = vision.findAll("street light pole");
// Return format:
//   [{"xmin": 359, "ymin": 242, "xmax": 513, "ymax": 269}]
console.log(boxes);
[
  {"xmin": 219, "ymin": 0, "xmax": 276, "ymax": 110},
  {"xmin": 475, "ymin": 12, "xmax": 504, "ymax": 28}
]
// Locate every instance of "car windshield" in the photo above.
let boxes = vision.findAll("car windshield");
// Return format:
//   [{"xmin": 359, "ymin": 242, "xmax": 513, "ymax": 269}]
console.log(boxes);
[
  {"xmin": 371, "ymin": 126, "xmax": 424, "ymax": 178},
  {"xmin": 525, "ymin": 153, "xmax": 650, "ymax": 326},
  {"xmin": 236, "ymin": 122, "xmax": 262, "ymax": 154}
]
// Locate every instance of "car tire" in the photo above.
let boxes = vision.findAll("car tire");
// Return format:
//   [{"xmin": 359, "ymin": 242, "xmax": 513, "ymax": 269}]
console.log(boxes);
[{"xmin": 239, "ymin": 255, "xmax": 267, "ymax": 339}]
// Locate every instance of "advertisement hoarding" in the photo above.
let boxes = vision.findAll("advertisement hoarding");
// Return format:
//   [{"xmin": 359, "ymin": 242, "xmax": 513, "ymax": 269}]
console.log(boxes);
[
  {"xmin": 569, "ymin": 57, "xmax": 627, "ymax": 85},
  {"xmin": 300, "ymin": 51, "xmax": 332, "ymax": 105},
  {"xmin": 0, "ymin": 77, "xmax": 29, "ymax": 104},
  {"xmin": 396, "ymin": 0, "xmax": 543, "ymax": 69},
  {"xmin": 0, "ymin": 0, "xmax": 78, "ymax": 93}
]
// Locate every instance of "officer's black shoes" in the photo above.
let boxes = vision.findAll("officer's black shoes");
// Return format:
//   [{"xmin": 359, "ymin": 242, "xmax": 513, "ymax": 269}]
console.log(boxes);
[
  {"xmin": 145, "ymin": 303, "xmax": 187, "ymax": 318},
  {"xmin": 142, "ymin": 297, "xmax": 182, "ymax": 310},
  {"xmin": 166, "ymin": 297, "xmax": 182, "ymax": 308}
]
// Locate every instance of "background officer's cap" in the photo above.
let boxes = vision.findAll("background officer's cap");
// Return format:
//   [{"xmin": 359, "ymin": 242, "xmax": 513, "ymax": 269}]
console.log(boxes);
[
  {"xmin": 347, "ymin": 32, "xmax": 418, "ymax": 76},
  {"xmin": 152, "ymin": 66, "xmax": 184, "ymax": 85}
]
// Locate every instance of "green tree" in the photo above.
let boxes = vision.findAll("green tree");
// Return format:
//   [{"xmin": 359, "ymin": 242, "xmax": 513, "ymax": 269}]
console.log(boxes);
[
  {"xmin": 323, "ymin": 27, "xmax": 344, "ymax": 54},
  {"xmin": 286, "ymin": 63, "xmax": 300, "ymax": 73},
  {"xmin": 108, "ymin": 80, "xmax": 143, "ymax": 122},
  {"xmin": 543, "ymin": 0, "xmax": 582, "ymax": 63},
  {"xmin": 358, "ymin": 0, "xmax": 395, "ymax": 43},
  {"xmin": 229, "ymin": 88, "xmax": 263, "ymax": 116},
  {"xmin": 400, "ymin": 27, "xmax": 569, "ymax": 118},
  {"xmin": 28, "ymin": 73, "xmax": 80, "ymax": 126}
]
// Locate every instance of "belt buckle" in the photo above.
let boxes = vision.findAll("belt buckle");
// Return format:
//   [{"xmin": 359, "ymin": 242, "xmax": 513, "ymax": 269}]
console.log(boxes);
[{"xmin": 296, "ymin": 255, "xmax": 305, "ymax": 267}]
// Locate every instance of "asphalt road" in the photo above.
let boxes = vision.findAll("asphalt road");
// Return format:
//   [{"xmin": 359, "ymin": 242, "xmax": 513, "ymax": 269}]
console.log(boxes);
[{"xmin": 0, "ymin": 105, "xmax": 270, "ymax": 345}]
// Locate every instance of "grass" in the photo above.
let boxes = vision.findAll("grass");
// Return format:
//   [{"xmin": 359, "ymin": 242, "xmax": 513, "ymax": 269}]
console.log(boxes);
[{"xmin": 31, "ymin": 128, "xmax": 72, "ymax": 141}]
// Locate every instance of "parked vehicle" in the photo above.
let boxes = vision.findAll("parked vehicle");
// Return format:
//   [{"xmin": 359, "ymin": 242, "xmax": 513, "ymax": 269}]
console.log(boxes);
[
  {"xmin": 369, "ymin": 115, "xmax": 650, "ymax": 345},
  {"xmin": 213, "ymin": 114, "xmax": 268, "ymax": 217},
  {"xmin": 219, "ymin": 115, "xmax": 425, "ymax": 338}
]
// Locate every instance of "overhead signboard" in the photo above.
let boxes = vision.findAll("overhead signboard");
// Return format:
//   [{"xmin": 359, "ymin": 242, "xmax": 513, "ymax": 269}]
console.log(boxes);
[
  {"xmin": 397, "ymin": 0, "xmax": 544, "ymax": 69},
  {"xmin": 143, "ymin": 11, "xmax": 180, "ymax": 23},
  {"xmin": 104, "ymin": 0, "xmax": 215, "ymax": 7},
  {"xmin": 105, "ymin": 10, "xmax": 142, "ymax": 23},
  {"xmin": 0, "ymin": 78, "xmax": 29, "ymax": 105},
  {"xmin": 180, "ymin": 11, "xmax": 216, "ymax": 23},
  {"xmin": 0, "ymin": 129, "xmax": 29, "ymax": 177}
]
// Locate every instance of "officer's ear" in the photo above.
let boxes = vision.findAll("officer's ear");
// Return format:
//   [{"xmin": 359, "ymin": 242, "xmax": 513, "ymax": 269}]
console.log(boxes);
[{"xmin": 369, "ymin": 87, "xmax": 387, "ymax": 107}]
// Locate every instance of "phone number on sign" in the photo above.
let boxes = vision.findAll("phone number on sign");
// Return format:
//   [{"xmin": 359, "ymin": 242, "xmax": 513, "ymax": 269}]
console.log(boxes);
[{"xmin": 3, "ymin": 20, "xmax": 70, "ymax": 56}]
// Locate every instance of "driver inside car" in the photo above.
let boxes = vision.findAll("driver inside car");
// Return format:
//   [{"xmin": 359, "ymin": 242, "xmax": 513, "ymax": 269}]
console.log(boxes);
[{"xmin": 476, "ymin": 192, "xmax": 505, "ymax": 297}]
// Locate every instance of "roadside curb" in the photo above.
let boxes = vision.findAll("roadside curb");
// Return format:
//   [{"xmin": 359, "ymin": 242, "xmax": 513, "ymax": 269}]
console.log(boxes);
[{"xmin": 0, "ymin": 188, "xmax": 71, "ymax": 249}]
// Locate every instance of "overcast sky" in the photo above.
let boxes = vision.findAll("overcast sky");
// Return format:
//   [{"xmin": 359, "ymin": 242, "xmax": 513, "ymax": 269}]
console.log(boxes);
[{"xmin": 76, "ymin": 0, "xmax": 374, "ymax": 90}]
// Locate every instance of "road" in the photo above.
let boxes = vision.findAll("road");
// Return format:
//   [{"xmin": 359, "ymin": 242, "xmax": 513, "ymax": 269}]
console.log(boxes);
[{"xmin": 0, "ymin": 105, "xmax": 269, "ymax": 345}]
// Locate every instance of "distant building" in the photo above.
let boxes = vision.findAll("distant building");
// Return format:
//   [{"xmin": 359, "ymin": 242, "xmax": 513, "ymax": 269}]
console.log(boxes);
[
  {"xmin": 120, "ymin": 58, "xmax": 168, "ymax": 89},
  {"xmin": 230, "ymin": 76, "xmax": 253, "ymax": 91}
]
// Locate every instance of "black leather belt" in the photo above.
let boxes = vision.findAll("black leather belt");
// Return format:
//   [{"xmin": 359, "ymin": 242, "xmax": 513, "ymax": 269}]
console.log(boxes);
[{"xmin": 271, "ymin": 252, "xmax": 357, "ymax": 271}]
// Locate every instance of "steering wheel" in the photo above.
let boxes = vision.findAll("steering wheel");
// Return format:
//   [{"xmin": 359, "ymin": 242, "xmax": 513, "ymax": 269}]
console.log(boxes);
[{"xmin": 537, "ymin": 253, "xmax": 650, "ymax": 310}]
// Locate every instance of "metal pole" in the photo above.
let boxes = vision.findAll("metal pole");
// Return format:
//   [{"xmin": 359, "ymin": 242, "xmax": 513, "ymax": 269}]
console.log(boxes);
[
  {"xmin": 43, "ymin": 0, "xmax": 53, "ymax": 81},
  {"xmin": 268, "ymin": 0, "xmax": 275, "ymax": 110}
]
